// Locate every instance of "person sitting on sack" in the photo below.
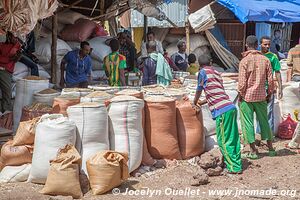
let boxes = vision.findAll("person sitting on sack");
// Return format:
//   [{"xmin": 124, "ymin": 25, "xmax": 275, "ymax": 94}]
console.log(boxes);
[
  {"xmin": 142, "ymin": 41, "xmax": 173, "ymax": 86},
  {"xmin": 60, "ymin": 41, "xmax": 92, "ymax": 88},
  {"xmin": 103, "ymin": 39, "xmax": 127, "ymax": 86},
  {"xmin": 193, "ymin": 54, "xmax": 242, "ymax": 174},
  {"xmin": 171, "ymin": 40, "xmax": 188, "ymax": 72},
  {"xmin": 0, "ymin": 32, "xmax": 22, "ymax": 113}
]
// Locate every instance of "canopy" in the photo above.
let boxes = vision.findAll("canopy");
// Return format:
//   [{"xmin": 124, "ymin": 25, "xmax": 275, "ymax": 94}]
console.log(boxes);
[{"xmin": 216, "ymin": 0, "xmax": 300, "ymax": 23}]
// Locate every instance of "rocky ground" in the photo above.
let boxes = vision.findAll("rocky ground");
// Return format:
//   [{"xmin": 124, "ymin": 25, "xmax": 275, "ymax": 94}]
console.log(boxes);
[{"xmin": 0, "ymin": 139, "xmax": 299, "ymax": 200}]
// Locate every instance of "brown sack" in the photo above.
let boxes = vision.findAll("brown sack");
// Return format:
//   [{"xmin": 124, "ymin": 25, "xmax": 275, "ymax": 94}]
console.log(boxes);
[
  {"xmin": 0, "ymin": 141, "xmax": 33, "ymax": 168},
  {"xmin": 87, "ymin": 151, "xmax": 129, "ymax": 195},
  {"xmin": 0, "ymin": 111, "xmax": 13, "ymax": 130},
  {"xmin": 41, "ymin": 144, "xmax": 82, "ymax": 199},
  {"xmin": 145, "ymin": 96, "xmax": 182, "ymax": 160},
  {"xmin": 20, "ymin": 103, "xmax": 53, "ymax": 122},
  {"xmin": 52, "ymin": 96, "xmax": 80, "ymax": 116},
  {"xmin": 176, "ymin": 100, "xmax": 205, "ymax": 159},
  {"xmin": 12, "ymin": 117, "xmax": 40, "ymax": 146}
]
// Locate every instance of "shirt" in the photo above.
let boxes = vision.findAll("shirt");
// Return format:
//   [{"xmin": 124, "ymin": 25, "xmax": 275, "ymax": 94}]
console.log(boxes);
[
  {"xmin": 119, "ymin": 43, "xmax": 136, "ymax": 71},
  {"xmin": 142, "ymin": 57, "xmax": 157, "ymax": 85},
  {"xmin": 187, "ymin": 63, "xmax": 199, "ymax": 75},
  {"xmin": 171, "ymin": 52, "xmax": 188, "ymax": 71},
  {"xmin": 238, "ymin": 50, "xmax": 274, "ymax": 102},
  {"xmin": 265, "ymin": 52, "xmax": 281, "ymax": 73},
  {"xmin": 0, "ymin": 42, "xmax": 21, "ymax": 73},
  {"xmin": 287, "ymin": 44, "xmax": 300, "ymax": 77},
  {"xmin": 197, "ymin": 66, "xmax": 235, "ymax": 119},
  {"xmin": 63, "ymin": 50, "xmax": 92, "ymax": 85},
  {"xmin": 103, "ymin": 52, "xmax": 127, "ymax": 86}
]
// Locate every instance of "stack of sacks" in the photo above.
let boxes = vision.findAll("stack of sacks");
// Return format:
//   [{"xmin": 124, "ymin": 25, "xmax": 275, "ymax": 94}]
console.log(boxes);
[
  {"xmin": 41, "ymin": 10, "xmax": 88, "ymax": 37},
  {"xmin": 108, "ymin": 95, "xmax": 144, "ymax": 172},
  {"xmin": 28, "ymin": 114, "xmax": 77, "ymax": 184},
  {"xmin": 35, "ymin": 37, "xmax": 72, "ymax": 85},
  {"xmin": 0, "ymin": 117, "xmax": 40, "ymax": 183},
  {"xmin": 67, "ymin": 102, "xmax": 110, "ymax": 176}
]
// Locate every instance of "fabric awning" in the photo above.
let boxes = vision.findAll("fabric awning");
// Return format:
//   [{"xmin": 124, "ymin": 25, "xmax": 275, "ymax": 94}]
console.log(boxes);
[{"xmin": 216, "ymin": 0, "xmax": 300, "ymax": 23}]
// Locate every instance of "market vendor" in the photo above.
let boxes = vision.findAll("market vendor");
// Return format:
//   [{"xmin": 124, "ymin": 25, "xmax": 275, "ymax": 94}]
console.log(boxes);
[
  {"xmin": 60, "ymin": 41, "xmax": 92, "ymax": 88},
  {"xmin": 193, "ymin": 54, "xmax": 242, "ymax": 174},
  {"xmin": 141, "ymin": 31, "xmax": 164, "ymax": 58},
  {"xmin": 103, "ymin": 39, "xmax": 127, "ymax": 86},
  {"xmin": 287, "ymin": 38, "xmax": 300, "ymax": 81},
  {"xmin": 0, "ymin": 32, "xmax": 22, "ymax": 113},
  {"xmin": 171, "ymin": 40, "xmax": 188, "ymax": 71},
  {"xmin": 118, "ymin": 31, "xmax": 137, "ymax": 72}
]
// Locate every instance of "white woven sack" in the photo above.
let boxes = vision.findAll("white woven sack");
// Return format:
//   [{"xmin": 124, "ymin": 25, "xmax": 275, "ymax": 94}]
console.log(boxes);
[
  {"xmin": 88, "ymin": 36, "xmax": 112, "ymax": 62},
  {"xmin": 13, "ymin": 78, "xmax": 49, "ymax": 131},
  {"xmin": 28, "ymin": 114, "xmax": 76, "ymax": 184},
  {"xmin": 33, "ymin": 91, "xmax": 61, "ymax": 106},
  {"xmin": 0, "ymin": 164, "xmax": 31, "ymax": 183},
  {"xmin": 67, "ymin": 103, "xmax": 109, "ymax": 176},
  {"xmin": 108, "ymin": 95, "xmax": 144, "ymax": 172}
]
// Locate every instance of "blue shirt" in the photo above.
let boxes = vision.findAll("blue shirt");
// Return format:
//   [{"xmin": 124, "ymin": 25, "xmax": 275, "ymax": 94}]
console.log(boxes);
[
  {"xmin": 64, "ymin": 50, "xmax": 92, "ymax": 84},
  {"xmin": 197, "ymin": 68, "xmax": 236, "ymax": 119},
  {"xmin": 171, "ymin": 52, "xmax": 188, "ymax": 71}
]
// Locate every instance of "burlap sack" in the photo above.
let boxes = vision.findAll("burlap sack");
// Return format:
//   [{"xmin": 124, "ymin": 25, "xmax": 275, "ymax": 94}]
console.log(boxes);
[
  {"xmin": 41, "ymin": 144, "xmax": 82, "ymax": 199},
  {"xmin": 87, "ymin": 151, "xmax": 129, "ymax": 195},
  {"xmin": 0, "ymin": 141, "xmax": 33, "ymax": 168},
  {"xmin": 52, "ymin": 96, "xmax": 80, "ymax": 116},
  {"xmin": 145, "ymin": 96, "xmax": 182, "ymax": 160},
  {"xmin": 176, "ymin": 100, "xmax": 205, "ymax": 159},
  {"xmin": 115, "ymin": 89, "xmax": 144, "ymax": 99},
  {"xmin": 12, "ymin": 117, "xmax": 40, "ymax": 146}
]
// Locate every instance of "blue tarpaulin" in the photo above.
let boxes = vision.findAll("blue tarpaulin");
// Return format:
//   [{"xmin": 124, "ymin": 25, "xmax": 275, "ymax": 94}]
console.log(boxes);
[{"xmin": 216, "ymin": 0, "xmax": 300, "ymax": 23}]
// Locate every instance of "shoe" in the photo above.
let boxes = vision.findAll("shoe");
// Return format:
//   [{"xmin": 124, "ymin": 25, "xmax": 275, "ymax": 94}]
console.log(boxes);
[
  {"xmin": 268, "ymin": 150, "xmax": 277, "ymax": 157},
  {"xmin": 241, "ymin": 152, "xmax": 258, "ymax": 160}
]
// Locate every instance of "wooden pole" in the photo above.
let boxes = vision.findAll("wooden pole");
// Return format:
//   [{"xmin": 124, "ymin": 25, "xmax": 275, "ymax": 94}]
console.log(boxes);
[
  {"xmin": 100, "ymin": 0, "xmax": 105, "ymax": 15},
  {"xmin": 143, "ymin": 15, "xmax": 148, "ymax": 42},
  {"xmin": 186, "ymin": 19, "xmax": 190, "ymax": 54},
  {"xmin": 51, "ymin": 12, "xmax": 57, "ymax": 84}
]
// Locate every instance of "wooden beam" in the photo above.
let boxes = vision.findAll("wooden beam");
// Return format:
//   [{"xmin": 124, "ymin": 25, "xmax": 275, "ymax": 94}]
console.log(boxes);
[
  {"xmin": 51, "ymin": 12, "xmax": 57, "ymax": 84},
  {"xmin": 100, "ymin": 0, "xmax": 105, "ymax": 15},
  {"xmin": 60, "ymin": 3, "xmax": 101, "ymax": 12},
  {"xmin": 143, "ymin": 15, "xmax": 148, "ymax": 42}
]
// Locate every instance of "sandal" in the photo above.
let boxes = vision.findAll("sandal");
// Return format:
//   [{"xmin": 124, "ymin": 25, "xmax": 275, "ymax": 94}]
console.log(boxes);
[
  {"xmin": 268, "ymin": 150, "xmax": 277, "ymax": 157},
  {"xmin": 241, "ymin": 152, "xmax": 259, "ymax": 160}
]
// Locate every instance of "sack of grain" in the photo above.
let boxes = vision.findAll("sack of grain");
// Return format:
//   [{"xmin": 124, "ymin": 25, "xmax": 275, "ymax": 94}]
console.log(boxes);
[
  {"xmin": 145, "ymin": 96, "xmax": 181, "ymax": 159},
  {"xmin": 115, "ymin": 89, "xmax": 144, "ymax": 99},
  {"xmin": 0, "ymin": 141, "xmax": 33, "ymax": 169},
  {"xmin": 108, "ymin": 95, "xmax": 144, "ymax": 172},
  {"xmin": 80, "ymin": 91, "xmax": 112, "ymax": 104},
  {"xmin": 34, "ymin": 89, "xmax": 61, "ymax": 106},
  {"xmin": 13, "ymin": 77, "xmax": 49, "ymax": 131},
  {"xmin": 60, "ymin": 19, "xmax": 96, "ymax": 42},
  {"xmin": 87, "ymin": 151, "xmax": 129, "ymax": 195},
  {"xmin": 20, "ymin": 103, "xmax": 53, "ymax": 122},
  {"xmin": 0, "ymin": 164, "xmax": 31, "ymax": 183},
  {"xmin": 67, "ymin": 103, "xmax": 109, "ymax": 176},
  {"xmin": 176, "ymin": 100, "xmax": 205, "ymax": 159},
  {"xmin": 61, "ymin": 88, "xmax": 93, "ymax": 97},
  {"xmin": 41, "ymin": 144, "xmax": 82, "ymax": 198},
  {"xmin": 13, "ymin": 117, "xmax": 40, "ymax": 146},
  {"xmin": 52, "ymin": 95, "xmax": 80, "ymax": 116},
  {"xmin": 28, "ymin": 114, "xmax": 77, "ymax": 184},
  {"xmin": 57, "ymin": 10, "xmax": 88, "ymax": 25}
]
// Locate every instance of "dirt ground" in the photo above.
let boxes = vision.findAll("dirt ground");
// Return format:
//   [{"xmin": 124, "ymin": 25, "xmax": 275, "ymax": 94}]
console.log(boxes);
[{"xmin": 0, "ymin": 139, "xmax": 299, "ymax": 200}]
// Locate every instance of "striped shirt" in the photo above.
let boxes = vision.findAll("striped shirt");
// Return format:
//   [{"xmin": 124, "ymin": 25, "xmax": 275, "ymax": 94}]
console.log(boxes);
[{"xmin": 197, "ymin": 66, "xmax": 235, "ymax": 119}]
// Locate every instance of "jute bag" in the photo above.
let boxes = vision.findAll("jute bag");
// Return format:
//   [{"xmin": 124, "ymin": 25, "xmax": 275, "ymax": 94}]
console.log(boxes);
[
  {"xmin": 12, "ymin": 117, "xmax": 40, "ymax": 146},
  {"xmin": 41, "ymin": 144, "xmax": 82, "ymax": 198},
  {"xmin": 87, "ymin": 151, "xmax": 129, "ymax": 195}
]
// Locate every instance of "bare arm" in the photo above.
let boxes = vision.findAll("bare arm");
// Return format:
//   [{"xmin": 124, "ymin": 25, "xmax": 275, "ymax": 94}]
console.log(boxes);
[
  {"xmin": 275, "ymin": 71, "xmax": 282, "ymax": 99},
  {"xmin": 238, "ymin": 60, "xmax": 247, "ymax": 101}
]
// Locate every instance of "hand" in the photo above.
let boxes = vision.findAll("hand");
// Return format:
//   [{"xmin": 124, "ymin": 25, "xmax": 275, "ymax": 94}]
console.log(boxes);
[
  {"xmin": 238, "ymin": 94, "xmax": 243, "ymax": 103},
  {"xmin": 266, "ymin": 94, "xmax": 271, "ymax": 103},
  {"xmin": 183, "ymin": 95, "xmax": 189, "ymax": 101},
  {"xmin": 277, "ymin": 90, "xmax": 283, "ymax": 100}
]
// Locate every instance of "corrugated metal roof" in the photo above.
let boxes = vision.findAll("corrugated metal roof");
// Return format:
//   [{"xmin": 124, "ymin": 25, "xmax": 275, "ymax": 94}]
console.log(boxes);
[{"xmin": 130, "ymin": 0, "xmax": 188, "ymax": 28}]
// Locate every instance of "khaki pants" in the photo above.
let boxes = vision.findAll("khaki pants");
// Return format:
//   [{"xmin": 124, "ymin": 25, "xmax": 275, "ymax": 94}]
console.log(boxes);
[{"xmin": 0, "ymin": 70, "xmax": 12, "ymax": 113}]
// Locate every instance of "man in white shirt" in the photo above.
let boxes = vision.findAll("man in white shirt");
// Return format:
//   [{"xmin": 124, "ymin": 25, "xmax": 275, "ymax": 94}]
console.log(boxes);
[{"xmin": 141, "ymin": 31, "xmax": 164, "ymax": 57}]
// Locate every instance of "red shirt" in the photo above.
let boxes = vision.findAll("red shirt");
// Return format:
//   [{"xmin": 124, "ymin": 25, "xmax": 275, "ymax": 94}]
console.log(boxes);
[{"xmin": 0, "ymin": 42, "xmax": 21, "ymax": 73}]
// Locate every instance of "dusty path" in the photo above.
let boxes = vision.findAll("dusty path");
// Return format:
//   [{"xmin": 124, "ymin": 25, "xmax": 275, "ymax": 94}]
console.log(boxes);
[{"xmin": 0, "ymin": 140, "xmax": 299, "ymax": 200}]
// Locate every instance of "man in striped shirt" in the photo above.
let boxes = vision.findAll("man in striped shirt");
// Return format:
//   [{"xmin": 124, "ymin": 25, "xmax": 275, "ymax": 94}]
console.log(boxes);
[
  {"xmin": 238, "ymin": 35, "xmax": 275, "ymax": 159},
  {"xmin": 193, "ymin": 55, "xmax": 242, "ymax": 174}
]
